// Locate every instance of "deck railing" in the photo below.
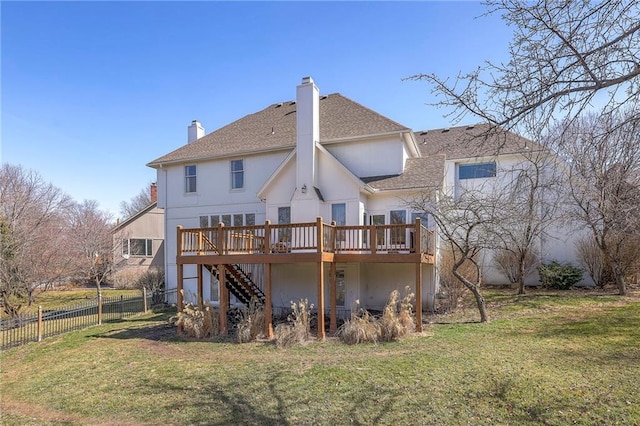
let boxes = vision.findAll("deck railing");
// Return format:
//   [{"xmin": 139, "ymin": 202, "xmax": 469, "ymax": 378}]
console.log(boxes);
[{"xmin": 178, "ymin": 218, "xmax": 435, "ymax": 257}]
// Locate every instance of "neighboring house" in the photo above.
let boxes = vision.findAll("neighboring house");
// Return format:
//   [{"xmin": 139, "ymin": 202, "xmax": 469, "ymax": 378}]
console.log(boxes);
[
  {"xmin": 147, "ymin": 77, "xmax": 584, "ymax": 338},
  {"xmin": 112, "ymin": 184, "xmax": 165, "ymax": 286}
]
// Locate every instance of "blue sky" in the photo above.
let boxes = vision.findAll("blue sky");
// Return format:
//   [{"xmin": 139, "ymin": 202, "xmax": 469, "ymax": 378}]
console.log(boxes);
[{"xmin": 1, "ymin": 1, "xmax": 511, "ymax": 219}]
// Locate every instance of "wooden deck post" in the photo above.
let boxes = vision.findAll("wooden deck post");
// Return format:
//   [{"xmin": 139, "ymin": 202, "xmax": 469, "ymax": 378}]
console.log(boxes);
[
  {"xmin": 177, "ymin": 226, "xmax": 184, "ymax": 313},
  {"xmin": 37, "ymin": 305, "xmax": 43, "ymax": 342},
  {"xmin": 416, "ymin": 262, "xmax": 423, "ymax": 332},
  {"xmin": 218, "ymin": 222, "xmax": 225, "ymax": 254},
  {"xmin": 317, "ymin": 260, "xmax": 326, "ymax": 340},
  {"xmin": 197, "ymin": 264, "xmax": 203, "ymax": 310},
  {"xmin": 264, "ymin": 263, "xmax": 274, "ymax": 339},
  {"xmin": 264, "ymin": 220, "xmax": 271, "ymax": 254},
  {"xmin": 414, "ymin": 217, "xmax": 422, "ymax": 254},
  {"xmin": 316, "ymin": 217, "xmax": 324, "ymax": 253},
  {"xmin": 98, "ymin": 292, "xmax": 103, "ymax": 325},
  {"xmin": 330, "ymin": 262, "xmax": 337, "ymax": 334},
  {"xmin": 219, "ymin": 264, "xmax": 228, "ymax": 334},
  {"xmin": 370, "ymin": 224, "xmax": 377, "ymax": 254}
]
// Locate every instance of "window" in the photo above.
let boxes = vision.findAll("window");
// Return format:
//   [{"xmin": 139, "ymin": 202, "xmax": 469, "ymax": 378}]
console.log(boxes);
[
  {"xmin": 390, "ymin": 210, "xmax": 407, "ymax": 245},
  {"xmin": 233, "ymin": 214, "xmax": 244, "ymax": 227},
  {"xmin": 245, "ymin": 213, "xmax": 255, "ymax": 226},
  {"xmin": 458, "ymin": 162, "xmax": 496, "ymax": 180},
  {"xmin": 371, "ymin": 214, "xmax": 385, "ymax": 245},
  {"xmin": 231, "ymin": 159, "xmax": 244, "ymax": 189},
  {"xmin": 278, "ymin": 206, "xmax": 291, "ymax": 242},
  {"xmin": 221, "ymin": 214, "xmax": 231, "ymax": 227},
  {"xmin": 411, "ymin": 212, "xmax": 429, "ymax": 228},
  {"xmin": 332, "ymin": 203, "xmax": 346, "ymax": 241},
  {"xmin": 185, "ymin": 165, "xmax": 197, "ymax": 193},
  {"xmin": 199, "ymin": 216, "xmax": 208, "ymax": 228},
  {"xmin": 122, "ymin": 239, "xmax": 153, "ymax": 257}
]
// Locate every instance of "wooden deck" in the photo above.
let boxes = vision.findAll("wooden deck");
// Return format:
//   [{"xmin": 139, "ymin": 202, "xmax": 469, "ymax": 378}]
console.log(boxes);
[
  {"xmin": 175, "ymin": 217, "xmax": 435, "ymax": 339},
  {"xmin": 177, "ymin": 217, "xmax": 435, "ymax": 264}
]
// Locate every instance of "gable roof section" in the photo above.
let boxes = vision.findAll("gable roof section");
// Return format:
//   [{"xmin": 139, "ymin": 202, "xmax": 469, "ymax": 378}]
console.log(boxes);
[
  {"xmin": 415, "ymin": 124, "xmax": 537, "ymax": 160},
  {"xmin": 361, "ymin": 155, "xmax": 446, "ymax": 191},
  {"xmin": 113, "ymin": 201, "xmax": 159, "ymax": 232},
  {"xmin": 148, "ymin": 93, "xmax": 410, "ymax": 167}
]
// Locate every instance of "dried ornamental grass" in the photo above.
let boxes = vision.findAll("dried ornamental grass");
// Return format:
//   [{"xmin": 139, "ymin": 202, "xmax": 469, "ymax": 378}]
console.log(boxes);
[
  {"xmin": 274, "ymin": 299, "xmax": 313, "ymax": 348},
  {"xmin": 176, "ymin": 301, "xmax": 219, "ymax": 339},
  {"xmin": 337, "ymin": 301, "xmax": 380, "ymax": 345},
  {"xmin": 236, "ymin": 298, "xmax": 266, "ymax": 343},
  {"xmin": 338, "ymin": 288, "xmax": 416, "ymax": 345}
]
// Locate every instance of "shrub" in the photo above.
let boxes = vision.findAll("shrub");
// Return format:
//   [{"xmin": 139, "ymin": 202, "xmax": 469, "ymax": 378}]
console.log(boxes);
[
  {"xmin": 236, "ymin": 298, "xmax": 266, "ymax": 343},
  {"xmin": 274, "ymin": 299, "xmax": 313, "ymax": 348},
  {"xmin": 136, "ymin": 268, "xmax": 165, "ymax": 305},
  {"xmin": 537, "ymin": 261, "xmax": 584, "ymax": 290},
  {"xmin": 575, "ymin": 236, "xmax": 614, "ymax": 288},
  {"xmin": 493, "ymin": 249, "xmax": 538, "ymax": 285},
  {"xmin": 436, "ymin": 248, "xmax": 472, "ymax": 313},
  {"xmin": 175, "ymin": 301, "xmax": 219, "ymax": 339}
]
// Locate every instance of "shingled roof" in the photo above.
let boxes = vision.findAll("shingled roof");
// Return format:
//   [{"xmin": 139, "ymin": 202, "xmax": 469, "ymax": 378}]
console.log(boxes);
[
  {"xmin": 361, "ymin": 155, "xmax": 446, "ymax": 191},
  {"xmin": 415, "ymin": 124, "xmax": 537, "ymax": 160},
  {"xmin": 148, "ymin": 93, "xmax": 410, "ymax": 167}
]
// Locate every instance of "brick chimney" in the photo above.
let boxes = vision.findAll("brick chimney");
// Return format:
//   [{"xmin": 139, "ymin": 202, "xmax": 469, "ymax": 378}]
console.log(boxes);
[
  {"xmin": 188, "ymin": 120, "xmax": 205, "ymax": 143},
  {"xmin": 150, "ymin": 183, "xmax": 157, "ymax": 203}
]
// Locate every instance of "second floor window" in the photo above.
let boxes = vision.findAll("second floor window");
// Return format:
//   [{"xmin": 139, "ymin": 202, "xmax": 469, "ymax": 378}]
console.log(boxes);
[
  {"xmin": 459, "ymin": 162, "xmax": 496, "ymax": 180},
  {"xmin": 185, "ymin": 165, "xmax": 197, "ymax": 193},
  {"xmin": 231, "ymin": 159, "xmax": 244, "ymax": 189}
]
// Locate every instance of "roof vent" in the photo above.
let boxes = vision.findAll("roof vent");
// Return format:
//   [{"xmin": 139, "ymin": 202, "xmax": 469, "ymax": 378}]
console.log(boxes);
[
  {"xmin": 275, "ymin": 102, "xmax": 283, "ymax": 108},
  {"xmin": 442, "ymin": 128, "xmax": 450, "ymax": 133},
  {"xmin": 290, "ymin": 101, "xmax": 296, "ymax": 105},
  {"xmin": 420, "ymin": 131, "xmax": 428, "ymax": 135},
  {"xmin": 466, "ymin": 125, "xmax": 475, "ymax": 130},
  {"xmin": 320, "ymin": 95, "xmax": 328, "ymax": 100}
]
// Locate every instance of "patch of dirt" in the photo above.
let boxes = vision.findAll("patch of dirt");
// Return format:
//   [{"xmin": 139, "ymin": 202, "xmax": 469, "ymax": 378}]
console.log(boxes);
[{"xmin": 1, "ymin": 399, "xmax": 146, "ymax": 426}]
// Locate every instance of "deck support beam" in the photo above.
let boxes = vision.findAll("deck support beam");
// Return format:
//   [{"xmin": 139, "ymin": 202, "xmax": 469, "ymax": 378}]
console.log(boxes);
[
  {"xmin": 415, "ymin": 262, "xmax": 423, "ymax": 332},
  {"xmin": 317, "ymin": 260, "xmax": 325, "ymax": 340},
  {"xmin": 197, "ymin": 264, "xmax": 204, "ymax": 310},
  {"xmin": 219, "ymin": 264, "xmax": 228, "ymax": 334},
  {"xmin": 264, "ymin": 263, "xmax": 273, "ymax": 339}
]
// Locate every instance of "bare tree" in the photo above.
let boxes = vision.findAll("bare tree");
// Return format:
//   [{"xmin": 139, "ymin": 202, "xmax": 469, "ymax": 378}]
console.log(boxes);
[
  {"xmin": 0, "ymin": 164, "xmax": 72, "ymax": 316},
  {"xmin": 66, "ymin": 200, "xmax": 114, "ymax": 296},
  {"xmin": 491, "ymin": 150, "xmax": 561, "ymax": 294},
  {"xmin": 409, "ymin": 189, "xmax": 503, "ymax": 322},
  {"xmin": 550, "ymin": 111, "xmax": 640, "ymax": 295},
  {"xmin": 119, "ymin": 182, "xmax": 155, "ymax": 219},
  {"xmin": 409, "ymin": 0, "xmax": 640, "ymax": 136}
]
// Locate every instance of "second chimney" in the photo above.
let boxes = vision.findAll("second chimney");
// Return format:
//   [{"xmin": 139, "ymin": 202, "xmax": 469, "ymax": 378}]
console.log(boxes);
[
  {"xmin": 188, "ymin": 120, "xmax": 205, "ymax": 143},
  {"xmin": 150, "ymin": 183, "xmax": 158, "ymax": 203}
]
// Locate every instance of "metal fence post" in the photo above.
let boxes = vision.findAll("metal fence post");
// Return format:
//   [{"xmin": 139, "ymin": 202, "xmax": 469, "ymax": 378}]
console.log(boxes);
[{"xmin": 120, "ymin": 295, "xmax": 124, "ymax": 319}]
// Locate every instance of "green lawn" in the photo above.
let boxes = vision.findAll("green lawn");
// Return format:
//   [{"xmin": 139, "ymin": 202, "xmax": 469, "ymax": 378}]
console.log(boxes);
[{"xmin": 1, "ymin": 288, "xmax": 639, "ymax": 425}]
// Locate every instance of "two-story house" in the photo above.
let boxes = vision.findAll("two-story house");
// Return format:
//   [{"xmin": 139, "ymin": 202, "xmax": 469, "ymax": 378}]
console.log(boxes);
[{"xmin": 147, "ymin": 77, "xmax": 583, "ymax": 338}]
